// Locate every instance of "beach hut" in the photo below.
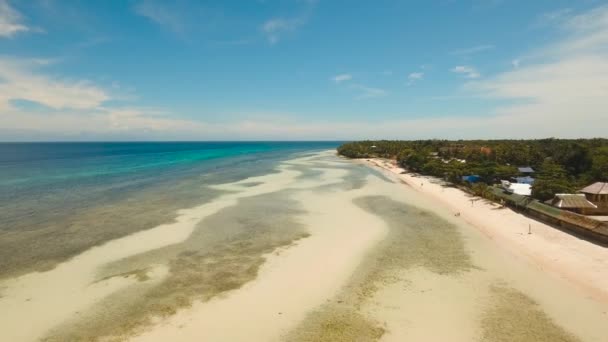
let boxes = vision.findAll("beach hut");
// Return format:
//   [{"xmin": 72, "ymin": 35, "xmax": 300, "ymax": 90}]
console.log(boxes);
[
  {"xmin": 515, "ymin": 176, "xmax": 535, "ymax": 185},
  {"xmin": 580, "ymin": 182, "xmax": 608, "ymax": 215},
  {"xmin": 517, "ymin": 166, "xmax": 535, "ymax": 175},
  {"xmin": 545, "ymin": 194, "xmax": 597, "ymax": 215},
  {"xmin": 506, "ymin": 183, "xmax": 531, "ymax": 196},
  {"xmin": 462, "ymin": 175, "xmax": 481, "ymax": 183}
]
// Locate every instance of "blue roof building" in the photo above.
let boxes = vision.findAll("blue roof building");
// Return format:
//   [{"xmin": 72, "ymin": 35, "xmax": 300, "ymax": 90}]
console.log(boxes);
[
  {"xmin": 462, "ymin": 175, "xmax": 481, "ymax": 183},
  {"xmin": 515, "ymin": 176, "xmax": 535, "ymax": 185}
]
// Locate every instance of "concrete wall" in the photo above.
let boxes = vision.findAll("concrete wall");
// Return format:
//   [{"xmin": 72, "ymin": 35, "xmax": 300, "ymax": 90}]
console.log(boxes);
[{"xmin": 525, "ymin": 202, "xmax": 608, "ymax": 245}]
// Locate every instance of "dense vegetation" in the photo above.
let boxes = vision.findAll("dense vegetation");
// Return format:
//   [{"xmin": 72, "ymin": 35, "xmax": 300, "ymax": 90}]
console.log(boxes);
[{"xmin": 337, "ymin": 139, "xmax": 608, "ymax": 201}]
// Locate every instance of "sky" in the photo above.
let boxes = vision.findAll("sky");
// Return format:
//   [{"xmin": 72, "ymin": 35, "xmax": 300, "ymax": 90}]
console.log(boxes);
[{"xmin": 0, "ymin": 0, "xmax": 607, "ymax": 141}]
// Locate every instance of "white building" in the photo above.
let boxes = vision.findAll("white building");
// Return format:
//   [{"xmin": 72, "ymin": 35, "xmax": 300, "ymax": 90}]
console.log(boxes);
[{"xmin": 506, "ymin": 182, "xmax": 531, "ymax": 196}]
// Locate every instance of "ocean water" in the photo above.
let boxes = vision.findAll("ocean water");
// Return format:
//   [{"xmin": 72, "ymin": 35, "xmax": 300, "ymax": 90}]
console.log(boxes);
[
  {"xmin": 0, "ymin": 141, "xmax": 339, "ymax": 278},
  {"xmin": 1, "ymin": 143, "xmax": 604, "ymax": 342}
]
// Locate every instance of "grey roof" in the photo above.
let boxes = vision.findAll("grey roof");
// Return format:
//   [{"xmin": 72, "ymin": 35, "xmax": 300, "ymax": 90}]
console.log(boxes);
[
  {"xmin": 548, "ymin": 194, "xmax": 597, "ymax": 209},
  {"xmin": 518, "ymin": 167, "xmax": 535, "ymax": 173},
  {"xmin": 515, "ymin": 176, "xmax": 535, "ymax": 184},
  {"xmin": 580, "ymin": 182, "xmax": 608, "ymax": 195}
]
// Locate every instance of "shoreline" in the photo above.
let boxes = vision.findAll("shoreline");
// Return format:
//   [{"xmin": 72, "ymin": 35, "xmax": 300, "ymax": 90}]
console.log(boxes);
[
  {"xmin": 129, "ymin": 154, "xmax": 391, "ymax": 341},
  {"xmin": 360, "ymin": 157, "xmax": 608, "ymax": 304},
  {"xmin": 1, "ymin": 150, "xmax": 607, "ymax": 341}
]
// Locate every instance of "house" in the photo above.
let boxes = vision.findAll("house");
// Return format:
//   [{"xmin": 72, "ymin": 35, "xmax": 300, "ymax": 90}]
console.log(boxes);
[
  {"xmin": 517, "ymin": 167, "xmax": 535, "ymax": 174},
  {"xmin": 579, "ymin": 182, "xmax": 608, "ymax": 215},
  {"xmin": 545, "ymin": 194, "xmax": 597, "ymax": 215},
  {"xmin": 462, "ymin": 175, "xmax": 481, "ymax": 183},
  {"xmin": 514, "ymin": 176, "xmax": 535, "ymax": 185},
  {"xmin": 506, "ymin": 183, "xmax": 531, "ymax": 196}
]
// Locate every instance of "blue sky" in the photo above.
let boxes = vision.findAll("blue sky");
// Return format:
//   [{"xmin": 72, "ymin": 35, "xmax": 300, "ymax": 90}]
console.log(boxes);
[{"xmin": 0, "ymin": 0, "xmax": 607, "ymax": 140}]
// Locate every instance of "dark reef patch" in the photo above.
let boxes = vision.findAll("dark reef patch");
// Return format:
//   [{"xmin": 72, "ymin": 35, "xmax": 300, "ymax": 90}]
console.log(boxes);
[
  {"xmin": 42, "ymin": 191, "xmax": 309, "ymax": 342},
  {"xmin": 481, "ymin": 284, "xmax": 580, "ymax": 342},
  {"xmin": 288, "ymin": 195, "xmax": 473, "ymax": 341}
]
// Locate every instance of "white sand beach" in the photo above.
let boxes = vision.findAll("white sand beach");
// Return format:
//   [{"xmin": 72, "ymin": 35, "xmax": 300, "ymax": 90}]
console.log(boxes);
[
  {"xmin": 129, "ymin": 153, "xmax": 608, "ymax": 342},
  {"xmin": 364, "ymin": 158, "xmax": 608, "ymax": 303},
  {"xmin": 1, "ymin": 151, "xmax": 607, "ymax": 342}
]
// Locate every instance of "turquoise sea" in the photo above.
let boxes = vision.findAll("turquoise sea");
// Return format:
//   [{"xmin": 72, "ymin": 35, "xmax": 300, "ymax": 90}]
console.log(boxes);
[{"xmin": 0, "ymin": 142, "xmax": 339, "ymax": 278}]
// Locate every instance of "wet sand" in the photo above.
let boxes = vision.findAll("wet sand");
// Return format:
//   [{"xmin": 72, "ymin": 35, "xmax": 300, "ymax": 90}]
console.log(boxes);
[
  {"xmin": 364, "ymin": 157, "xmax": 608, "ymax": 303},
  {"xmin": 0, "ymin": 151, "xmax": 607, "ymax": 341}
]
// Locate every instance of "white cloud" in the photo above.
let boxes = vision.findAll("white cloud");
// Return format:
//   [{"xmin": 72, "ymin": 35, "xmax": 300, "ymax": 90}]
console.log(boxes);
[
  {"xmin": 260, "ymin": 0, "xmax": 317, "ymax": 44},
  {"xmin": 451, "ymin": 65, "xmax": 481, "ymax": 79},
  {"xmin": 350, "ymin": 84, "xmax": 387, "ymax": 99},
  {"xmin": 261, "ymin": 17, "xmax": 305, "ymax": 44},
  {"xmin": 0, "ymin": 57, "xmax": 189, "ymax": 140},
  {"xmin": 408, "ymin": 72, "xmax": 424, "ymax": 80},
  {"xmin": 5, "ymin": 5, "xmax": 608, "ymax": 141},
  {"xmin": 556, "ymin": 5, "xmax": 608, "ymax": 54},
  {"xmin": 450, "ymin": 44, "xmax": 495, "ymax": 55},
  {"xmin": 0, "ymin": 58, "xmax": 109, "ymax": 110},
  {"xmin": 0, "ymin": 0, "xmax": 29, "ymax": 38},
  {"xmin": 460, "ymin": 5, "xmax": 608, "ymax": 138},
  {"xmin": 511, "ymin": 59, "xmax": 520, "ymax": 68},
  {"xmin": 134, "ymin": 0, "xmax": 184, "ymax": 33},
  {"xmin": 331, "ymin": 73, "xmax": 352, "ymax": 83},
  {"xmin": 406, "ymin": 72, "xmax": 424, "ymax": 86},
  {"xmin": 4, "ymin": 107, "xmax": 601, "ymax": 141},
  {"xmin": 103, "ymin": 108, "xmax": 205, "ymax": 132},
  {"xmin": 536, "ymin": 8, "xmax": 573, "ymax": 27},
  {"xmin": 330, "ymin": 73, "xmax": 385, "ymax": 99},
  {"xmin": 0, "ymin": 107, "xmax": 213, "ymax": 140}
]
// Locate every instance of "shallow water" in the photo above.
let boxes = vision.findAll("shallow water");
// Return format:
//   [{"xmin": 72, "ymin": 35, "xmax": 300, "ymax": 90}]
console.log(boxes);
[
  {"xmin": 43, "ymin": 191, "xmax": 310, "ymax": 341},
  {"xmin": 287, "ymin": 195, "xmax": 475, "ymax": 341},
  {"xmin": 0, "ymin": 149, "xmax": 606, "ymax": 342},
  {"xmin": 0, "ymin": 142, "xmax": 337, "ymax": 279}
]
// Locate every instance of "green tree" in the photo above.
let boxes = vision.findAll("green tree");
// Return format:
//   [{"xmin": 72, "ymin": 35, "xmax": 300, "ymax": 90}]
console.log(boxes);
[
  {"xmin": 590, "ymin": 147, "xmax": 608, "ymax": 182},
  {"xmin": 494, "ymin": 165, "xmax": 519, "ymax": 180},
  {"xmin": 532, "ymin": 160, "xmax": 575, "ymax": 201}
]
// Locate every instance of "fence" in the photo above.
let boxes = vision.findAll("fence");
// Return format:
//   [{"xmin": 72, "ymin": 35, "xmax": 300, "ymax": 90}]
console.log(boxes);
[{"xmin": 490, "ymin": 187, "xmax": 608, "ymax": 245}]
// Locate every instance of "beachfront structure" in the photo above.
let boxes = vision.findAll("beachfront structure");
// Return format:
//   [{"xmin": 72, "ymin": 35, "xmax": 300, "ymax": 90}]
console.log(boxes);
[
  {"xmin": 580, "ymin": 182, "xmax": 608, "ymax": 215},
  {"xmin": 506, "ymin": 183, "xmax": 531, "ymax": 196},
  {"xmin": 545, "ymin": 194, "xmax": 597, "ymax": 215},
  {"xmin": 518, "ymin": 167, "xmax": 535, "ymax": 174},
  {"xmin": 514, "ymin": 176, "xmax": 535, "ymax": 185},
  {"xmin": 462, "ymin": 175, "xmax": 481, "ymax": 183}
]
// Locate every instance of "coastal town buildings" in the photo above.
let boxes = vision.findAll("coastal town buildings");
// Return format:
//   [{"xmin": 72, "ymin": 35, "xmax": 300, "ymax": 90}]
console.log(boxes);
[
  {"xmin": 506, "ymin": 183, "xmax": 532, "ymax": 196},
  {"xmin": 545, "ymin": 194, "xmax": 598, "ymax": 215},
  {"xmin": 517, "ymin": 166, "xmax": 535, "ymax": 174},
  {"xmin": 580, "ymin": 182, "xmax": 608, "ymax": 215}
]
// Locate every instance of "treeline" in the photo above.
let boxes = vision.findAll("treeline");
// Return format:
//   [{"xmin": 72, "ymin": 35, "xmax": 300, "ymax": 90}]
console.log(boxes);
[{"xmin": 337, "ymin": 139, "xmax": 608, "ymax": 201}]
